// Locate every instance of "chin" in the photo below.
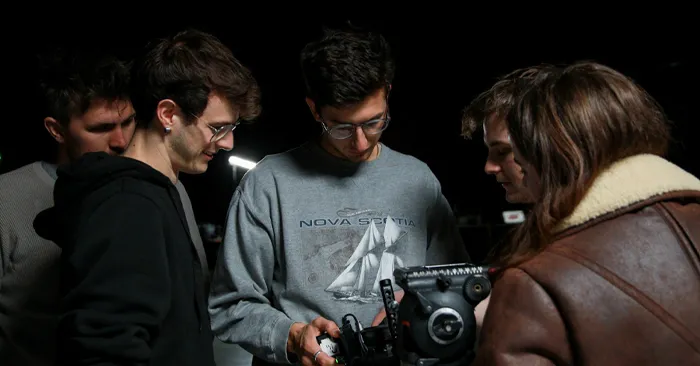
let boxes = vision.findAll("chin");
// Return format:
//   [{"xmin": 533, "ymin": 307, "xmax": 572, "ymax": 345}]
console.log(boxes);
[
  {"xmin": 505, "ymin": 193, "xmax": 526, "ymax": 204},
  {"xmin": 344, "ymin": 151, "xmax": 372, "ymax": 162},
  {"xmin": 181, "ymin": 164, "xmax": 209, "ymax": 175}
]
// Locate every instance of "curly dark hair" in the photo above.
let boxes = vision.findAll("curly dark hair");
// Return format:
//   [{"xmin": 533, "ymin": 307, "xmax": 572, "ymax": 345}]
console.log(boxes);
[{"xmin": 300, "ymin": 26, "xmax": 395, "ymax": 109}]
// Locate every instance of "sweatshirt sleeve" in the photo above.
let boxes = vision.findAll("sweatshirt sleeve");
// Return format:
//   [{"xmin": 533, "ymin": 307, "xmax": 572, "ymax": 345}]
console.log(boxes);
[
  {"xmin": 425, "ymin": 175, "xmax": 471, "ymax": 264},
  {"xmin": 58, "ymin": 193, "xmax": 170, "ymax": 365},
  {"xmin": 208, "ymin": 187, "xmax": 295, "ymax": 364}
]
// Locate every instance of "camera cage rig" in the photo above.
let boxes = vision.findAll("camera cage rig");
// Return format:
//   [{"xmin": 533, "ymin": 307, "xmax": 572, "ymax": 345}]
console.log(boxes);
[{"xmin": 317, "ymin": 263, "xmax": 492, "ymax": 366}]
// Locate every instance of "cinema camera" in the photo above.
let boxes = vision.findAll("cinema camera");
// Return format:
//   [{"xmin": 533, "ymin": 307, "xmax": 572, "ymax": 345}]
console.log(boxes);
[{"xmin": 317, "ymin": 263, "xmax": 492, "ymax": 366}]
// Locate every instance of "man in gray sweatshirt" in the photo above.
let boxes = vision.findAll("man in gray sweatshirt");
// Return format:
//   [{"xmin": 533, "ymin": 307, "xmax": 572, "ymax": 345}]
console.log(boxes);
[{"xmin": 208, "ymin": 27, "xmax": 470, "ymax": 366}]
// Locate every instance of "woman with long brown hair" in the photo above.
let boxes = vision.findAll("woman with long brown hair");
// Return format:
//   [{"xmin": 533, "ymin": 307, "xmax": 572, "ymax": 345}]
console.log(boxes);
[{"xmin": 473, "ymin": 61, "xmax": 700, "ymax": 365}]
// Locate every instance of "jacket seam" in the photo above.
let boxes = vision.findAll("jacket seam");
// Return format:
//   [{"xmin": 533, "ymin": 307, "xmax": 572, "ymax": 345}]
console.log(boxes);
[
  {"xmin": 654, "ymin": 203, "xmax": 700, "ymax": 278},
  {"xmin": 548, "ymin": 248, "xmax": 700, "ymax": 354}
]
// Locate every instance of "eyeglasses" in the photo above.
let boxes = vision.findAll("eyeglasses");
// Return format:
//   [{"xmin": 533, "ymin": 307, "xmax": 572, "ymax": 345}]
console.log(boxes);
[
  {"xmin": 207, "ymin": 120, "xmax": 240, "ymax": 142},
  {"xmin": 320, "ymin": 96, "xmax": 391, "ymax": 140},
  {"xmin": 320, "ymin": 87, "xmax": 391, "ymax": 140},
  {"xmin": 321, "ymin": 116, "xmax": 391, "ymax": 140}
]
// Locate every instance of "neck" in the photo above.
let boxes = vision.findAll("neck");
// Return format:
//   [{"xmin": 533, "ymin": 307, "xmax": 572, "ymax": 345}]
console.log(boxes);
[
  {"xmin": 319, "ymin": 137, "xmax": 381, "ymax": 162},
  {"xmin": 123, "ymin": 128, "xmax": 178, "ymax": 184},
  {"xmin": 55, "ymin": 147, "xmax": 70, "ymax": 166}
]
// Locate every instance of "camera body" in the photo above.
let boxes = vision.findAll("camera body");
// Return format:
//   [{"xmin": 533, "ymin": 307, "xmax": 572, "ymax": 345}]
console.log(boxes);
[{"xmin": 317, "ymin": 263, "xmax": 492, "ymax": 366}]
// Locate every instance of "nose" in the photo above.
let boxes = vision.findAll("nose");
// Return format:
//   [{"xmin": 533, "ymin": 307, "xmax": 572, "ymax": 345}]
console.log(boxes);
[
  {"xmin": 484, "ymin": 159, "xmax": 501, "ymax": 175},
  {"xmin": 352, "ymin": 126, "xmax": 369, "ymax": 151},
  {"xmin": 216, "ymin": 130, "xmax": 235, "ymax": 152},
  {"xmin": 109, "ymin": 126, "xmax": 128, "ymax": 154}
]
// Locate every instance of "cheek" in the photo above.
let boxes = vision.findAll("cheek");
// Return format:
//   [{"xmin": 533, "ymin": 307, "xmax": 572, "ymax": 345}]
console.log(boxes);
[
  {"xmin": 523, "ymin": 167, "xmax": 542, "ymax": 198},
  {"xmin": 504, "ymin": 161, "xmax": 524, "ymax": 181},
  {"xmin": 366, "ymin": 133, "xmax": 381, "ymax": 145},
  {"xmin": 123, "ymin": 124, "xmax": 137, "ymax": 142},
  {"xmin": 328, "ymin": 136, "xmax": 349, "ymax": 151},
  {"xmin": 72, "ymin": 131, "xmax": 107, "ymax": 153}
]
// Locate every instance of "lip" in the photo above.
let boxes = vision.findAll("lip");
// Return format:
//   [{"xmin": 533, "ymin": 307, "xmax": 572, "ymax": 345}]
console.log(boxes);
[
  {"xmin": 349, "ymin": 148, "xmax": 370, "ymax": 156},
  {"xmin": 203, "ymin": 152, "xmax": 214, "ymax": 160}
]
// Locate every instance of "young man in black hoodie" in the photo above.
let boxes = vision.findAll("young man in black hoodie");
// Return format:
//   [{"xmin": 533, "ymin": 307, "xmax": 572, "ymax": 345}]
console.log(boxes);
[{"xmin": 34, "ymin": 29, "xmax": 261, "ymax": 365}]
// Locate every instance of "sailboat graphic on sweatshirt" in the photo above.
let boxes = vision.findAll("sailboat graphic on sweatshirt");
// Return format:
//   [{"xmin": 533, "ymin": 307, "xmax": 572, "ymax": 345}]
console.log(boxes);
[{"xmin": 324, "ymin": 215, "xmax": 405, "ymax": 303}]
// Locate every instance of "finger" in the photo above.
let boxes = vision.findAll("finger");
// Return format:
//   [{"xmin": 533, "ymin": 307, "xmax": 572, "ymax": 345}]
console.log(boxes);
[
  {"xmin": 311, "ymin": 317, "xmax": 340, "ymax": 337},
  {"xmin": 301, "ymin": 349, "xmax": 336, "ymax": 366},
  {"xmin": 475, "ymin": 294, "xmax": 491, "ymax": 329},
  {"xmin": 300, "ymin": 355, "xmax": 316, "ymax": 366},
  {"xmin": 315, "ymin": 351, "xmax": 337, "ymax": 366},
  {"xmin": 371, "ymin": 308, "xmax": 386, "ymax": 326}
]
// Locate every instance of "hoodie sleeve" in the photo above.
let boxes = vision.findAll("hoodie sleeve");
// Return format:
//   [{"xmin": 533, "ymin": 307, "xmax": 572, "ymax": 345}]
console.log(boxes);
[{"xmin": 58, "ymin": 193, "xmax": 170, "ymax": 366}]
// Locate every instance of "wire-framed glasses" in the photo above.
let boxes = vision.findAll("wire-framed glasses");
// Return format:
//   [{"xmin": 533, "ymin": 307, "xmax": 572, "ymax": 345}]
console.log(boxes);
[{"xmin": 207, "ymin": 120, "xmax": 241, "ymax": 142}]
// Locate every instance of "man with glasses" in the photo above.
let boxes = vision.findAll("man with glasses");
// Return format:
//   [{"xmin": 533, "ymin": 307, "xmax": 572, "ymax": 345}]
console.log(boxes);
[
  {"xmin": 209, "ymin": 27, "xmax": 469, "ymax": 366},
  {"xmin": 33, "ymin": 29, "xmax": 260, "ymax": 366}
]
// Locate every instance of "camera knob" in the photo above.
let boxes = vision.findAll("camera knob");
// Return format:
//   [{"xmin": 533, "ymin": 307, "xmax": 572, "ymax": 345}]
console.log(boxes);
[
  {"xmin": 388, "ymin": 300, "xmax": 400, "ymax": 312},
  {"xmin": 427, "ymin": 308, "xmax": 464, "ymax": 345},
  {"xmin": 437, "ymin": 274, "xmax": 452, "ymax": 291},
  {"xmin": 463, "ymin": 275, "xmax": 492, "ymax": 303}
]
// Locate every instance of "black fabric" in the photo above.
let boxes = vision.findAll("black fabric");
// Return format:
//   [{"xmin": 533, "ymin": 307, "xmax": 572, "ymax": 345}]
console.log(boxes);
[{"xmin": 35, "ymin": 152, "xmax": 214, "ymax": 366}]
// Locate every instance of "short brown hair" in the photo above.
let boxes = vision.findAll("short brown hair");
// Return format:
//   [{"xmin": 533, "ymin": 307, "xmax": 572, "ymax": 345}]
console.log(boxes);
[
  {"xmin": 461, "ymin": 65, "xmax": 557, "ymax": 139},
  {"xmin": 492, "ymin": 61, "xmax": 671, "ymax": 272},
  {"xmin": 38, "ymin": 47, "xmax": 131, "ymax": 126},
  {"xmin": 130, "ymin": 29, "xmax": 261, "ymax": 128}
]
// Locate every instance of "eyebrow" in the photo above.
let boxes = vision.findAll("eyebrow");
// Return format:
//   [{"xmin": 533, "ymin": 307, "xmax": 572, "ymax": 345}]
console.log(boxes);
[
  {"xmin": 120, "ymin": 113, "xmax": 136, "ymax": 124},
  {"xmin": 90, "ymin": 112, "xmax": 136, "ymax": 126},
  {"xmin": 208, "ymin": 120, "xmax": 238, "ymax": 127},
  {"xmin": 331, "ymin": 111, "xmax": 384, "ymax": 125},
  {"xmin": 486, "ymin": 140, "xmax": 511, "ymax": 148}
]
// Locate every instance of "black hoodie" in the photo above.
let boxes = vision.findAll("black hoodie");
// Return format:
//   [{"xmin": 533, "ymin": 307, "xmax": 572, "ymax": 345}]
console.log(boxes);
[{"xmin": 34, "ymin": 152, "xmax": 214, "ymax": 366}]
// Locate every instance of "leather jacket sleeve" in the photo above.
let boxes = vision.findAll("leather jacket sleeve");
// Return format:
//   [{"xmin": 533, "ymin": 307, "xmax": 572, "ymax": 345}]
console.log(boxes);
[{"xmin": 472, "ymin": 268, "xmax": 573, "ymax": 366}]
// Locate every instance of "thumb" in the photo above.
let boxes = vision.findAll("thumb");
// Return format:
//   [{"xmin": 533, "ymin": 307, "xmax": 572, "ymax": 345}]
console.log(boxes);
[
  {"xmin": 371, "ymin": 309, "xmax": 386, "ymax": 326},
  {"xmin": 314, "ymin": 317, "xmax": 341, "ymax": 337}
]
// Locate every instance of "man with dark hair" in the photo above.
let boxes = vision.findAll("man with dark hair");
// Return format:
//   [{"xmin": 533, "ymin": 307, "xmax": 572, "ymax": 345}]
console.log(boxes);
[
  {"xmin": 0, "ymin": 47, "xmax": 136, "ymax": 366},
  {"xmin": 33, "ymin": 29, "xmax": 260, "ymax": 366},
  {"xmin": 209, "ymin": 27, "xmax": 469, "ymax": 366},
  {"xmin": 461, "ymin": 65, "xmax": 557, "ymax": 205}
]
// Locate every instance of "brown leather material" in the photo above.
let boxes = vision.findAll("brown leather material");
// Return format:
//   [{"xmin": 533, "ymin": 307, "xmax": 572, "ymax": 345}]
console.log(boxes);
[{"xmin": 473, "ymin": 155, "xmax": 700, "ymax": 365}]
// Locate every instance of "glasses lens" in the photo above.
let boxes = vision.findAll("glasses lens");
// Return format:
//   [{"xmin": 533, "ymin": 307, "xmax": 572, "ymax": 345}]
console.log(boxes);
[
  {"xmin": 362, "ymin": 119, "xmax": 388, "ymax": 135},
  {"xmin": 328, "ymin": 126, "xmax": 353, "ymax": 139},
  {"xmin": 212, "ymin": 124, "xmax": 236, "ymax": 142}
]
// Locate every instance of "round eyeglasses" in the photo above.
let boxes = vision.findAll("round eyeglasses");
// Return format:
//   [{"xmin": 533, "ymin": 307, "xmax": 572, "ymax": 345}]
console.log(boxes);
[
  {"xmin": 322, "ymin": 116, "xmax": 391, "ymax": 140},
  {"xmin": 207, "ymin": 120, "xmax": 240, "ymax": 142}
]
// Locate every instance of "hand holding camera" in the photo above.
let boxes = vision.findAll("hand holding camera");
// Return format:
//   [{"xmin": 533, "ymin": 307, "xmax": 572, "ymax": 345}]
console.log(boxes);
[
  {"xmin": 315, "ymin": 263, "xmax": 492, "ymax": 366},
  {"xmin": 288, "ymin": 317, "xmax": 342, "ymax": 366}
]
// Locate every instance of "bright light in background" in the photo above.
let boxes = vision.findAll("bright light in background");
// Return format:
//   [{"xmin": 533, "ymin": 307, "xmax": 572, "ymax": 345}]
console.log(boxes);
[
  {"xmin": 228, "ymin": 156, "xmax": 257, "ymax": 170},
  {"xmin": 502, "ymin": 210, "xmax": 525, "ymax": 224}
]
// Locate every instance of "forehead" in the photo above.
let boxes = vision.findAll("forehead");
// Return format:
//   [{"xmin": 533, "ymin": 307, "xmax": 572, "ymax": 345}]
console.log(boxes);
[
  {"xmin": 483, "ymin": 117, "xmax": 510, "ymax": 145},
  {"xmin": 200, "ymin": 93, "xmax": 238, "ymax": 122},
  {"xmin": 78, "ymin": 99, "xmax": 134, "ymax": 125},
  {"xmin": 322, "ymin": 88, "xmax": 387, "ymax": 124}
]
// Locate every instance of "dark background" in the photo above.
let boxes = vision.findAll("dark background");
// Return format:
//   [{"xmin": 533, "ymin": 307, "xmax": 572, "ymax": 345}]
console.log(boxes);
[{"xmin": 1, "ymin": 18, "xmax": 696, "ymax": 263}]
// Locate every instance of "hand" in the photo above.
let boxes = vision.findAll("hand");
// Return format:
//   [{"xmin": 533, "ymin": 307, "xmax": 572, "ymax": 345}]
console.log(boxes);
[
  {"xmin": 475, "ymin": 294, "xmax": 491, "ymax": 330},
  {"xmin": 370, "ymin": 290, "xmax": 405, "ymax": 326},
  {"xmin": 288, "ymin": 316, "xmax": 341, "ymax": 366}
]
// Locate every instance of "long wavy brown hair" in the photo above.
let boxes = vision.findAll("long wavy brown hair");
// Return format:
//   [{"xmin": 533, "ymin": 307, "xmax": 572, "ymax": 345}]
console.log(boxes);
[{"xmin": 489, "ymin": 61, "xmax": 672, "ymax": 275}]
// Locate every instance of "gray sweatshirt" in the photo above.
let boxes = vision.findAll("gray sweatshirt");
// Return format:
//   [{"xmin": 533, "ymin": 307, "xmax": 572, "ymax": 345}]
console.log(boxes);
[{"xmin": 209, "ymin": 142, "xmax": 469, "ymax": 364}]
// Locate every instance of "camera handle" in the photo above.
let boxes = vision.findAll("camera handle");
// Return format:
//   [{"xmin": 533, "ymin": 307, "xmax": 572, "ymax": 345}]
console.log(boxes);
[{"xmin": 379, "ymin": 279, "xmax": 399, "ymax": 340}]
